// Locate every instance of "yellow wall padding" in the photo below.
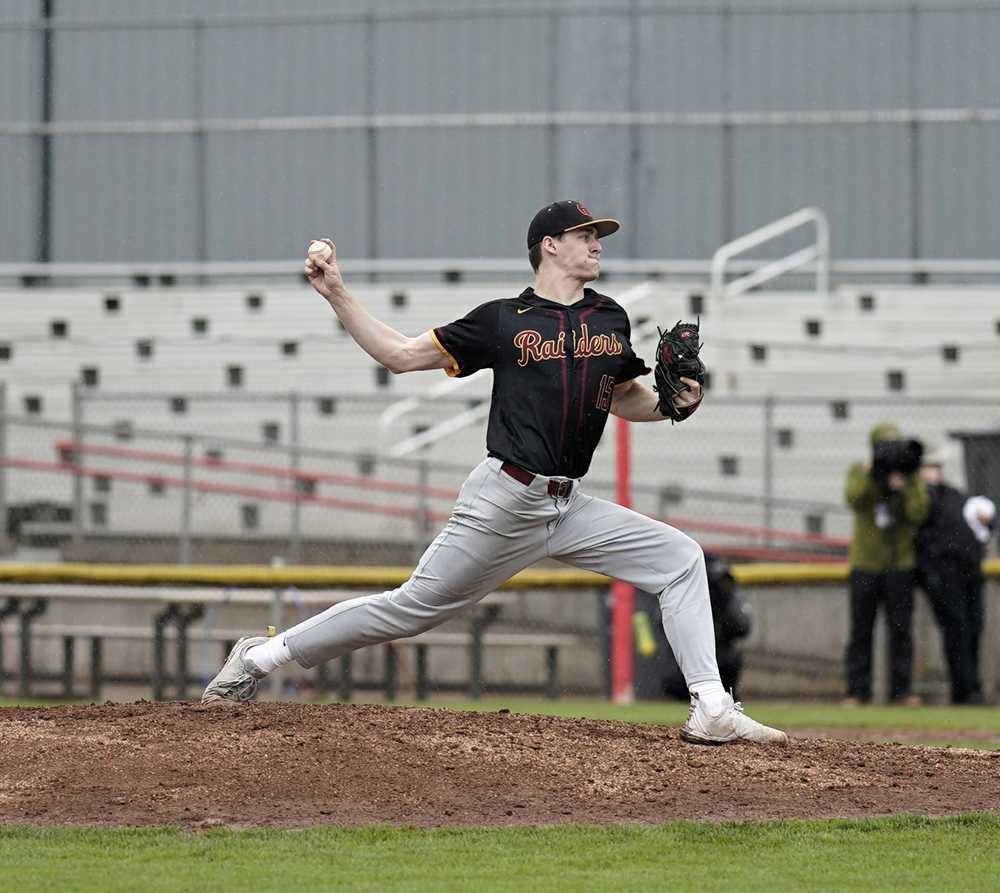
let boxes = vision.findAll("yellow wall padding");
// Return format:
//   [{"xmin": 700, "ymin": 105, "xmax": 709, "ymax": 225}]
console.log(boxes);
[
  {"xmin": 0, "ymin": 559, "xmax": 995, "ymax": 589},
  {"xmin": 729, "ymin": 563, "xmax": 849, "ymax": 585},
  {"xmin": 0, "ymin": 562, "xmax": 606, "ymax": 589}
]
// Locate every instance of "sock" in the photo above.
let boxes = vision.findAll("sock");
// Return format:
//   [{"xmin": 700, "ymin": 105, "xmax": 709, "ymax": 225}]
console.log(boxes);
[
  {"xmin": 689, "ymin": 681, "xmax": 727, "ymax": 714},
  {"xmin": 245, "ymin": 635, "xmax": 294, "ymax": 674}
]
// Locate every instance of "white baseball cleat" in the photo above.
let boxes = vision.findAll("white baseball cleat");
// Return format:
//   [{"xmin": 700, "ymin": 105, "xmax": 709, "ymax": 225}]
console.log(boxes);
[
  {"xmin": 201, "ymin": 636, "xmax": 268, "ymax": 705},
  {"xmin": 680, "ymin": 692, "xmax": 788, "ymax": 745}
]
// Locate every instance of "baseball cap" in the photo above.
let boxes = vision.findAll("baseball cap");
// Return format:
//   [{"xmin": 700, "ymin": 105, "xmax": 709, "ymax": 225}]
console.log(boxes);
[{"xmin": 527, "ymin": 200, "xmax": 620, "ymax": 249}]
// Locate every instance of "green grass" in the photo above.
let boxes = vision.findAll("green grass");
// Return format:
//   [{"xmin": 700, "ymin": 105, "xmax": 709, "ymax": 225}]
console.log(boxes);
[
  {"xmin": 2, "ymin": 815, "xmax": 1000, "ymax": 892},
  {"xmin": 3, "ymin": 699, "xmax": 999, "ymax": 890},
  {"xmin": 0, "ymin": 696, "xmax": 85, "ymax": 708}
]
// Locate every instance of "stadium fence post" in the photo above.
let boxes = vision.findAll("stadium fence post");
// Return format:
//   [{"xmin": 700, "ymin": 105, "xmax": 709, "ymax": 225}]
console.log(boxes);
[
  {"xmin": 178, "ymin": 434, "xmax": 193, "ymax": 564},
  {"xmin": 289, "ymin": 392, "xmax": 302, "ymax": 563},
  {"xmin": 414, "ymin": 459, "xmax": 431, "ymax": 564},
  {"xmin": 0, "ymin": 383, "xmax": 6, "ymax": 543},
  {"xmin": 71, "ymin": 382, "xmax": 83, "ymax": 544},
  {"xmin": 269, "ymin": 555, "xmax": 287, "ymax": 701},
  {"xmin": 611, "ymin": 417, "xmax": 635, "ymax": 704},
  {"xmin": 763, "ymin": 395, "xmax": 775, "ymax": 548}
]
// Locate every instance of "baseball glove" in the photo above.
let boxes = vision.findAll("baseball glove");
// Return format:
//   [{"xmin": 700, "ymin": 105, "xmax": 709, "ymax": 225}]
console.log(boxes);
[{"xmin": 654, "ymin": 319, "xmax": 705, "ymax": 422}]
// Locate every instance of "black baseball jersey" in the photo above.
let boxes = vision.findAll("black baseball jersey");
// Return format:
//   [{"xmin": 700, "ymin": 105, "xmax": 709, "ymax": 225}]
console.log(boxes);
[{"xmin": 432, "ymin": 287, "xmax": 650, "ymax": 479}]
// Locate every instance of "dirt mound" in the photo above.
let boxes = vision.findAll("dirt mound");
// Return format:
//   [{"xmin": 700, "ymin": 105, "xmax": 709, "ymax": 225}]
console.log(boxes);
[{"xmin": 2, "ymin": 702, "xmax": 998, "ymax": 828}]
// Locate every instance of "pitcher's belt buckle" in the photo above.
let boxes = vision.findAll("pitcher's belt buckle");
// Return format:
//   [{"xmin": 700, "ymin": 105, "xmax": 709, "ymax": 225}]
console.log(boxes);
[{"xmin": 547, "ymin": 478, "xmax": 573, "ymax": 499}]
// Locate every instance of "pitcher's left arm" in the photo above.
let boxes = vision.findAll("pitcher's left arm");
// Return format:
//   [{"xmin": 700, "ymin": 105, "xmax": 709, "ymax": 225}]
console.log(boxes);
[{"xmin": 610, "ymin": 376, "xmax": 702, "ymax": 423}]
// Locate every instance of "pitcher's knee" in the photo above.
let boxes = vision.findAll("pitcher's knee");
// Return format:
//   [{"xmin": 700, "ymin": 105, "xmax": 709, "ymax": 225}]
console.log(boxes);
[
  {"xmin": 656, "ymin": 531, "xmax": 707, "ymax": 604},
  {"xmin": 398, "ymin": 612, "xmax": 445, "ymax": 639},
  {"xmin": 382, "ymin": 587, "xmax": 467, "ymax": 639},
  {"xmin": 672, "ymin": 531, "xmax": 706, "ymax": 577}
]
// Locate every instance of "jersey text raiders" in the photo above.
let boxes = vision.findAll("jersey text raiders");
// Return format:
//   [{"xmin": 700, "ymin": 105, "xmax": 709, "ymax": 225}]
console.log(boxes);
[{"xmin": 432, "ymin": 287, "xmax": 650, "ymax": 478}]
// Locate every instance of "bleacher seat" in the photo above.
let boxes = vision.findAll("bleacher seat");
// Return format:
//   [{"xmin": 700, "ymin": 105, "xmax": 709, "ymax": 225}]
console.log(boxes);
[{"xmin": 2, "ymin": 280, "xmax": 998, "ymax": 545}]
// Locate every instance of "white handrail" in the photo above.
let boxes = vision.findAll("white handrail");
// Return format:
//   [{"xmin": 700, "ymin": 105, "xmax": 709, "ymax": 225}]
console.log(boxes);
[
  {"xmin": 389, "ymin": 403, "xmax": 491, "ymax": 457},
  {"xmin": 377, "ymin": 373, "xmax": 488, "ymax": 432},
  {"xmin": 710, "ymin": 207, "xmax": 830, "ymax": 301},
  {"xmin": 380, "ymin": 281, "xmax": 657, "ymax": 455},
  {"xmin": 7, "ymin": 256, "xmax": 1000, "ymax": 285}
]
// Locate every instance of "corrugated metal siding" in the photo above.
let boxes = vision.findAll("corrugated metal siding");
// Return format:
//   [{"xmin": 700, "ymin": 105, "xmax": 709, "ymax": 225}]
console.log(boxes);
[
  {"xmin": 203, "ymin": 130, "xmax": 371, "ymax": 261},
  {"xmin": 919, "ymin": 122, "xmax": 1000, "ymax": 258},
  {"xmin": 0, "ymin": 2, "xmax": 39, "ymax": 261},
  {"xmin": 917, "ymin": 10, "xmax": 1000, "ymax": 106},
  {"xmin": 553, "ymin": 124, "xmax": 631, "ymax": 234},
  {"xmin": 53, "ymin": 26, "xmax": 197, "ymax": 120},
  {"xmin": 0, "ymin": 8, "xmax": 40, "ymax": 120},
  {"xmin": 51, "ymin": 134, "xmax": 200, "ymax": 261},
  {"xmin": 51, "ymin": 0, "xmax": 202, "ymax": 19},
  {"xmin": 376, "ymin": 125, "xmax": 549, "ymax": 257},
  {"xmin": 0, "ymin": 136, "xmax": 38, "ymax": 262},
  {"xmin": 374, "ymin": 15, "xmax": 551, "ymax": 114},
  {"xmin": 635, "ymin": 127, "xmax": 726, "ymax": 259},
  {"xmin": 732, "ymin": 124, "xmax": 913, "ymax": 258},
  {"xmin": 201, "ymin": 21, "xmax": 370, "ymax": 117},
  {"xmin": 0, "ymin": 2, "xmax": 997, "ymax": 261},
  {"xmin": 728, "ymin": 11, "xmax": 912, "ymax": 110},
  {"xmin": 637, "ymin": 12, "xmax": 726, "ymax": 114}
]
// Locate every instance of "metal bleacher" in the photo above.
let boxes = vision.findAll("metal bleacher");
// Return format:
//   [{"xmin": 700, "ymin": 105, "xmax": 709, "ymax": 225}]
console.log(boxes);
[{"xmin": 2, "ymin": 272, "xmax": 999, "ymax": 549}]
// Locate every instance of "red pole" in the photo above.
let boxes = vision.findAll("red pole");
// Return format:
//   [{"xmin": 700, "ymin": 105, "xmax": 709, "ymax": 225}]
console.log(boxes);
[{"xmin": 611, "ymin": 416, "xmax": 635, "ymax": 704}]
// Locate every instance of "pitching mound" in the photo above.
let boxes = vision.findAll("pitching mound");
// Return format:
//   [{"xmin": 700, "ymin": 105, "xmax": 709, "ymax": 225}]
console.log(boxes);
[{"xmin": 2, "ymin": 702, "xmax": 998, "ymax": 828}]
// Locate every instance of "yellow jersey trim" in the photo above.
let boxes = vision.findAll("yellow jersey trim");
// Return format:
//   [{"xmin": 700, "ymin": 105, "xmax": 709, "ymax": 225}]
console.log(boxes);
[{"xmin": 430, "ymin": 329, "xmax": 461, "ymax": 377}]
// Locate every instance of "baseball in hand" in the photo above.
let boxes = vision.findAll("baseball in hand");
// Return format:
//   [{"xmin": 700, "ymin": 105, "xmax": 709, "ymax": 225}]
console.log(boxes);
[{"xmin": 307, "ymin": 240, "xmax": 333, "ymax": 262}]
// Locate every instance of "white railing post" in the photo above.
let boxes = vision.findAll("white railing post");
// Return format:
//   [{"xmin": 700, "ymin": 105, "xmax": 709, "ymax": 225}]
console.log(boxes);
[
  {"xmin": 179, "ymin": 434, "xmax": 193, "ymax": 565},
  {"xmin": 815, "ymin": 210, "xmax": 830, "ymax": 296},
  {"xmin": 0, "ymin": 383, "xmax": 6, "ymax": 545},
  {"xmin": 710, "ymin": 207, "xmax": 830, "ymax": 302}
]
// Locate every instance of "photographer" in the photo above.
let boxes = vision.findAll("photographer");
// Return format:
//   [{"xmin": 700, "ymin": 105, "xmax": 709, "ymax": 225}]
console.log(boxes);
[
  {"xmin": 916, "ymin": 451, "xmax": 996, "ymax": 704},
  {"xmin": 844, "ymin": 422, "xmax": 929, "ymax": 704}
]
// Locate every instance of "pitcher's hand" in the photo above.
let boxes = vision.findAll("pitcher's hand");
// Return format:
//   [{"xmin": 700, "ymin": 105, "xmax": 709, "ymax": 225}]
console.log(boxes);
[{"xmin": 304, "ymin": 239, "xmax": 344, "ymax": 301}]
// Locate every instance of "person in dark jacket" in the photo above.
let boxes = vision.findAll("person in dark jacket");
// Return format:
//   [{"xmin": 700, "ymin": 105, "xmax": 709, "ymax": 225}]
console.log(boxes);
[
  {"xmin": 916, "ymin": 451, "xmax": 996, "ymax": 704},
  {"xmin": 844, "ymin": 422, "xmax": 929, "ymax": 704}
]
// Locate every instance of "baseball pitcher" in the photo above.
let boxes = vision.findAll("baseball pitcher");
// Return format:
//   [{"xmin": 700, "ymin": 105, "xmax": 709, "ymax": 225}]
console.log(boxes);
[{"xmin": 202, "ymin": 200, "xmax": 786, "ymax": 745}]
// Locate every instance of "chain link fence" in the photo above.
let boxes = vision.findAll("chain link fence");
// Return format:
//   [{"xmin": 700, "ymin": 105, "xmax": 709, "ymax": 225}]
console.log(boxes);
[{"xmin": 3, "ymin": 383, "xmax": 997, "ymax": 565}]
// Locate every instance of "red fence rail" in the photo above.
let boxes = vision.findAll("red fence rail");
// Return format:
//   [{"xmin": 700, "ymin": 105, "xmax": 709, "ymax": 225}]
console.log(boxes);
[{"xmin": 0, "ymin": 441, "xmax": 850, "ymax": 562}]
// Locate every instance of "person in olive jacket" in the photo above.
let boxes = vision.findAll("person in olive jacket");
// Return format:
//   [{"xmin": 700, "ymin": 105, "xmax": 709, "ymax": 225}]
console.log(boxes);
[{"xmin": 844, "ymin": 422, "xmax": 930, "ymax": 704}]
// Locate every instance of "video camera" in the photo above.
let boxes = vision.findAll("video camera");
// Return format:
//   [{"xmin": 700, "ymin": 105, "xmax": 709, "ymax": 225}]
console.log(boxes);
[{"xmin": 872, "ymin": 437, "xmax": 924, "ymax": 485}]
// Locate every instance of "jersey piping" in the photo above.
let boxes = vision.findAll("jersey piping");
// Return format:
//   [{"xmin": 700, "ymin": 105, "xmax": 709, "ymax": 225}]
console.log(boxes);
[{"xmin": 429, "ymin": 328, "xmax": 461, "ymax": 377}]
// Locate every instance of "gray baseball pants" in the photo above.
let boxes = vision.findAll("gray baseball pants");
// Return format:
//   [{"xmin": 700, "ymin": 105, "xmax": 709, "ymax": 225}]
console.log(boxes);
[{"xmin": 286, "ymin": 457, "xmax": 720, "ymax": 689}]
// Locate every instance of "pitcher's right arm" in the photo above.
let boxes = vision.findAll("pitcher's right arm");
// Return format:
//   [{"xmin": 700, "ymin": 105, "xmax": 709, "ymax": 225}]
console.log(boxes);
[{"xmin": 305, "ymin": 239, "xmax": 450, "ymax": 374}]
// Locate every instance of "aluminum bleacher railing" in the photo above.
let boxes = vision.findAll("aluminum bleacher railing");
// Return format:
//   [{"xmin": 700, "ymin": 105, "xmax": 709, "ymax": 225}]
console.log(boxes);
[
  {"xmin": 711, "ymin": 207, "xmax": 830, "ymax": 302},
  {"xmin": 4, "ymin": 257, "xmax": 1000, "ymax": 288}
]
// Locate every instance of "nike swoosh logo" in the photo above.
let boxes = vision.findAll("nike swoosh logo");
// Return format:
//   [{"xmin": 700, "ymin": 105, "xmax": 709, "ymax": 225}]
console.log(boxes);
[{"xmin": 517, "ymin": 307, "xmax": 531, "ymax": 314}]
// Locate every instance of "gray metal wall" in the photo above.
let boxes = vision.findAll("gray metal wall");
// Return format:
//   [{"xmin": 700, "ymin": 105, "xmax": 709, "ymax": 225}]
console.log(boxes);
[{"xmin": 1, "ymin": 1, "xmax": 999, "ymax": 262}]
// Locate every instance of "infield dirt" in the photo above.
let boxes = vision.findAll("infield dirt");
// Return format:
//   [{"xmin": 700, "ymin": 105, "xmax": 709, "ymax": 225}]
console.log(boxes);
[{"xmin": 2, "ymin": 702, "xmax": 998, "ymax": 828}]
